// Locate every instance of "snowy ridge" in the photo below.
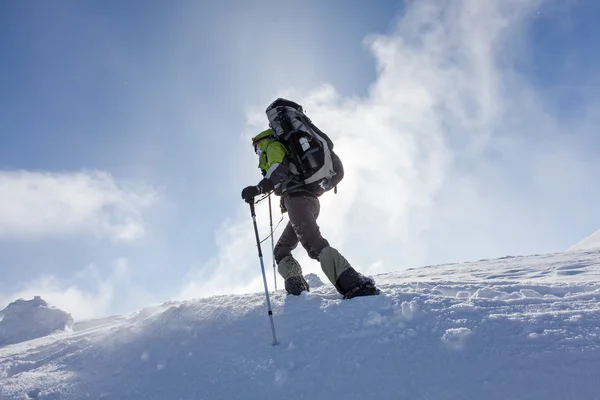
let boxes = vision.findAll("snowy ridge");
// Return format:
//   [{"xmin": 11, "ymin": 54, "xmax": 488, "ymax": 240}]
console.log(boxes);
[
  {"xmin": 570, "ymin": 229, "xmax": 600, "ymax": 251},
  {"xmin": 1, "ymin": 250, "xmax": 600, "ymax": 399},
  {"xmin": 0, "ymin": 297, "xmax": 73, "ymax": 348}
]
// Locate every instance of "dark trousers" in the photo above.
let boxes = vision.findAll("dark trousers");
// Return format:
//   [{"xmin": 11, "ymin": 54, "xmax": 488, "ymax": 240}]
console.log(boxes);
[{"xmin": 273, "ymin": 194, "xmax": 330, "ymax": 263}]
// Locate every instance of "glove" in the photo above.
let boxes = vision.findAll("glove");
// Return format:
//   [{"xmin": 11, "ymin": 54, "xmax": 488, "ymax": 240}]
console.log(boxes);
[{"xmin": 241, "ymin": 185, "xmax": 261, "ymax": 203}]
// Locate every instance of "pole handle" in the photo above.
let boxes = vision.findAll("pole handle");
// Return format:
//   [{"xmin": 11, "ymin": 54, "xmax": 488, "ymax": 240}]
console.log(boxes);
[{"xmin": 248, "ymin": 198, "xmax": 256, "ymax": 217}]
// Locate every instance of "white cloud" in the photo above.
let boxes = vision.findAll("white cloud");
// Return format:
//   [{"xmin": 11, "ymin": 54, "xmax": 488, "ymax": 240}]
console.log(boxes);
[
  {"xmin": 0, "ymin": 170, "xmax": 156, "ymax": 241},
  {"xmin": 180, "ymin": 0, "xmax": 600, "ymax": 298},
  {"xmin": 178, "ymin": 209, "xmax": 273, "ymax": 300},
  {"xmin": 0, "ymin": 259, "xmax": 156, "ymax": 320}
]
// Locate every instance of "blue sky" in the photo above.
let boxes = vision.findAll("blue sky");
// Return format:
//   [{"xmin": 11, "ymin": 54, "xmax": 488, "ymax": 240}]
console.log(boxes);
[{"xmin": 1, "ymin": 0, "xmax": 599, "ymax": 319}]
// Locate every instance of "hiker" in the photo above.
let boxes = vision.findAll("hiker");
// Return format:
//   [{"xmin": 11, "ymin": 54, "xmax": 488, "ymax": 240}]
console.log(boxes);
[{"xmin": 240, "ymin": 98, "xmax": 379, "ymax": 299}]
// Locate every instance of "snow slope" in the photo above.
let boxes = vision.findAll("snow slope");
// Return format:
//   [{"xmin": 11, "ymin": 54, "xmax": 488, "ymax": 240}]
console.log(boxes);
[
  {"xmin": 1, "ymin": 249, "xmax": 600, "ymax": 399},
  {"xmin": 0, "ymin": 297, "xmax": 73, "ymax": 348},
  {"xmin": 570, "ymin": 229, "xmax": 600, "ymax": 251}
]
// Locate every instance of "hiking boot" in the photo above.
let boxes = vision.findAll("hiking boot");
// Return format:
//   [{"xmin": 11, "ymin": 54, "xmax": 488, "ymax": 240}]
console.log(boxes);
[
  {"xmin": 284, "ymin": 275, "xmax": 310, "ymax": 296},
  {"xmin": 318, "ymin": 246, "xmax": 352, "ymax": 288},
  {"xmin": 335, "ymin": 267, "xmax": 380, "ymax": 299},
  {"xmin": 278, "ymin": 255, "xmax": 310, "ymax": 295},
  {"xmin": 318, "ymin": 246, "xmax": 380, "ymax": 298}
]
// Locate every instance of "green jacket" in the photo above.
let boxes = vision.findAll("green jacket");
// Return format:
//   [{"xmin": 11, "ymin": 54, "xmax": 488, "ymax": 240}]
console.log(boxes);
[{"xmin": 252, "ymin": 129, "xmax": 304, "ymax": 196}]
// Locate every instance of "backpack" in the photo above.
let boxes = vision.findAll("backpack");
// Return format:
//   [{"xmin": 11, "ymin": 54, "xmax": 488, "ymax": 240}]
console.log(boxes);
[{"xmin": 265, "ymin": 98, "xmax": 343, "ymax": 195}]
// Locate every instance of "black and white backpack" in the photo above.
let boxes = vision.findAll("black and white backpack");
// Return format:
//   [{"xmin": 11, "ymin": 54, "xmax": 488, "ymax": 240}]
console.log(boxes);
[{"xmin": 265, "ymin": 98, "xmax": 343, "ymax": 195}]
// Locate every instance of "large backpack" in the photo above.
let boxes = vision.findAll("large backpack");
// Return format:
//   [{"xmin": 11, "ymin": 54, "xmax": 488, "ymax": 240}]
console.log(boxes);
[{"xmin": 265, "ymin": 98, "xmax": 343, "ymax": 195}]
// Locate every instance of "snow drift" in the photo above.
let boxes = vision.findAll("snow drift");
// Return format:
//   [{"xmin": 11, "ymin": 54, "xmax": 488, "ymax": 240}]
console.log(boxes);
[
  {"xmin": 1, "ymin": 250, "xmax": 600, "ymax": 399},
  {"xmin": 0, "ymin": 296, "xmax": 73, "ymax": 348},
  {"xmin": 570, "ymin": 229, "xmax": 600, "ymax": 251}
]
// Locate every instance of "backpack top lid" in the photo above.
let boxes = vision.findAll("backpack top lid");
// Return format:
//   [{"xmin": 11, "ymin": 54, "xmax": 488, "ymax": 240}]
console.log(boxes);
[{"xmin": 266, "ymin": 98, "xmax": 303, "ymax": 113}]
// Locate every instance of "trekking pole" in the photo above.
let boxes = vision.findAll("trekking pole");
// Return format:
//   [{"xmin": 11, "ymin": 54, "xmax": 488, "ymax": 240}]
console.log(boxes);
[
  {"xmin": 268, "ymin": 194, "xmax": 277, "ymax": 291},
  {"xmin": 248, "ymin": 200, "xmax": 279, "ymax": 346}
]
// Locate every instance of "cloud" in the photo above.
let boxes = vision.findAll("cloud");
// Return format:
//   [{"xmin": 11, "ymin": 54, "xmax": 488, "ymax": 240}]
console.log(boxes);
[
  {"xmin": 180, "ymin": 0, "xmax": 600, "ymax": 298},
  {"xmin": 178, "ymin": 209, "xmax": 275, "ymax": 300},
  {"xmin": 0, "ymin": 259, "xmax": 154, "ymax": 320},
  {"xmin": 0, "ymin": 170, "xmax": 157, "ymax": 241}
]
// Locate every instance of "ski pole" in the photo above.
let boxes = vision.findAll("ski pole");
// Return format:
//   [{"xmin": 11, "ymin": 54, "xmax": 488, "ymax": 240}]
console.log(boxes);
[
  {"xmin": 248, "ymin": 200, "xmax": 279, "ymax": 346},
  {"xmin": 268, "ymin": 194, "xmax": 277, "ymax": 291}
]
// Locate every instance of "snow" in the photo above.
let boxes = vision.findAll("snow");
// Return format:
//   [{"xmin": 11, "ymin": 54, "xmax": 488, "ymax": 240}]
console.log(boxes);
[
  {"xmin": 304, "ymin": 272, "xmax": 324, "ymax": 288},
  {"xmin": 0, "ymin": 296, "xmax": 73, "ymax": 348},
  {"xmin": 1, "ymin": 249, "xmax": 600, "ymax": 399},
  {"xmin": 570, "ymin": 229, "xmax": 600, "ymax": 251}
]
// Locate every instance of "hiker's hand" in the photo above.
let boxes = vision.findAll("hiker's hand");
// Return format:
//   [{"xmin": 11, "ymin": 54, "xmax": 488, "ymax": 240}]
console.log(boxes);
[{"xmin": 241, "ymin": 185, "xmax": 261, "ymax": 203}]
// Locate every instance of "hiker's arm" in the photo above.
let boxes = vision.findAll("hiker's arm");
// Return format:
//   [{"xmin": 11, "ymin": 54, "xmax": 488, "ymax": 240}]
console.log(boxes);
[{"xmin": 257, "ymin": 141, "xmax": 289, "ymax": 193}]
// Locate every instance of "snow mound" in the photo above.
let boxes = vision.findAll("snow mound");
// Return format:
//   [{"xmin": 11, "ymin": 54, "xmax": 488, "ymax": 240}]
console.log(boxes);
[
  {"xmin": 0, "ymin": 296, "xmax": 74, "ymax": 347},
  {"xmin": 304, "ymin": 273, "xmax": 324, "ymax": 288},
  {"xmin": 570, "ymin": 229, "xmax": 600, "ymax": 251}
]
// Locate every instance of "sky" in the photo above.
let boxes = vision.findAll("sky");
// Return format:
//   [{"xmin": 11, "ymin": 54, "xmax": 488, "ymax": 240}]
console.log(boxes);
[{"xmin": 1, "ymin": 0, "xmax": 600, "ymax": 320}]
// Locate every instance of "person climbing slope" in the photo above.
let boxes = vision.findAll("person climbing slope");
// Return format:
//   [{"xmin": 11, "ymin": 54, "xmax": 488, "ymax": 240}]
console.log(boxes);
[{"xmin": 241, "ymin": 98, "xmax": 379, "ymax": 299}]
